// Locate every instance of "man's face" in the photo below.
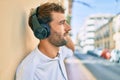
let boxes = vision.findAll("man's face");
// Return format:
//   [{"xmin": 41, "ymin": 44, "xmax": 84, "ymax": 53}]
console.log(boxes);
[{"xmin": 48, "ymin": 12, "xmax": 71, "ymax": 47}]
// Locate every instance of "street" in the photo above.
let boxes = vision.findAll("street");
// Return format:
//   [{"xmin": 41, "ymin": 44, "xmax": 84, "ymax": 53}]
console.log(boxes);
[{"xmin": 75, "ymin": 53, "xmax": 120, "ymax": 80}]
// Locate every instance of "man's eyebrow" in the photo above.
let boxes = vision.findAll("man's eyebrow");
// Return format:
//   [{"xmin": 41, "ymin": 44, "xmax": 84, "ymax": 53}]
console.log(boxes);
[{"xmin": 59, "ymin": 20, "xmax": 66, "ymax": 24}]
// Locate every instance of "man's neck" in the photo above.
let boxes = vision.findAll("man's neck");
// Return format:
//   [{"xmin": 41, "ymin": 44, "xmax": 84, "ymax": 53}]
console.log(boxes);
[{"xmin": 38, "ymin": 40, "xmax": 59, "ymax": 58}]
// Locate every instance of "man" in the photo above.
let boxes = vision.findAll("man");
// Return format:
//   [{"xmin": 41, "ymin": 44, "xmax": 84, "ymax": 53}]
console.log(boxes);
[{"xmin": 15, "ymin": 2, "xmax": 74, "ymax": 80}]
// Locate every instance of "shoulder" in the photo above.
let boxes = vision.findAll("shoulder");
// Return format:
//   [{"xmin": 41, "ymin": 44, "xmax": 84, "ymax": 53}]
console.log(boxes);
[
  {"xmin": 16, "ymin": 48, "xmax": 41, "ymax": 80},
  {"xmin": 59, "ymin": 46, "xmax": 73, "ymax": 59},
  {"xmin": 18, "ymin": 48, "xmax": 40, "ymax": 68}
]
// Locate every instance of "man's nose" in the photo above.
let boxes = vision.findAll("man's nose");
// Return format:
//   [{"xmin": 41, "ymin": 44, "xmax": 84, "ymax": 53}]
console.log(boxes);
[{"xmin": 65, "ymin": 23, "xmax": 71, "ymax": 31}]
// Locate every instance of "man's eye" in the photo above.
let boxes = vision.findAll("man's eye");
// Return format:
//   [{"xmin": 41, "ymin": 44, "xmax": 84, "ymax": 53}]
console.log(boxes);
[
  {"xmin": 60, "ymin": 22, "xmax": 64, "ymax": 24},
  {"xmin": 59, "ymin": 20, "xmax": 66, "ymax": 25}
]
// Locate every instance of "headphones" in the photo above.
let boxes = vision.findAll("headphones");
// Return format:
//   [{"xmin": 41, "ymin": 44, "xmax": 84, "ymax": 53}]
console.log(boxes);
[{"xmin": 31, "ymin": 7, "xmax": 50, "ymax": 39}]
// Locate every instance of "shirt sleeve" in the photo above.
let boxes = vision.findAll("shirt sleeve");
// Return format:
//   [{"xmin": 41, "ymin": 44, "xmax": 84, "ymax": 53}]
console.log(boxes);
[{"xmin": 60, "ymin": 46, "xmax": 73, "ymax": 59}]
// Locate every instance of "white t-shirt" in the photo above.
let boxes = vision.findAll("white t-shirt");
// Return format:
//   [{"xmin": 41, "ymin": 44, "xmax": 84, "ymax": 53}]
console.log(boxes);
[{"xmin": 15, "ymin": 46, "xmax": 73, "ymax": 80}]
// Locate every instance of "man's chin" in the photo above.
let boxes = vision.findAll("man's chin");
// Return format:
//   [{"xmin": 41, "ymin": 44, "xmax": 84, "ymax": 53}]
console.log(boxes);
[{"xmin": 59, "ymin": 39, "xmax": 67, "ymax": 47}]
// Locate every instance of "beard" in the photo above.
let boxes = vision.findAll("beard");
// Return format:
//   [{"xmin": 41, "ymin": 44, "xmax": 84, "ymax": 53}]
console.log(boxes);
[{"xmin": 48, "ymin": 31, "xmax": 67, "ymax": 47}]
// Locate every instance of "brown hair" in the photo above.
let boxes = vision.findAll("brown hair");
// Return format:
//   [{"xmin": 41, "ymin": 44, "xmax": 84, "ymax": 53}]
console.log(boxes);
[{"xmin": 28, "ymin": 2, "xmax": 65, "ymax": 30}]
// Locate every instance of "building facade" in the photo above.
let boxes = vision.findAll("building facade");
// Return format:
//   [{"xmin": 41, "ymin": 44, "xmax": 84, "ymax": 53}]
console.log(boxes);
[
  {"xmin": 95, "ymin": 14, "xmax": 120, "ymax": 51},
  {"xmin": 95, "ymin": 20, "xmax": 115, "ymax": 50},
  {"xmin": 78, "ymin": 14, "xmax": 113, "ymax": 53}
]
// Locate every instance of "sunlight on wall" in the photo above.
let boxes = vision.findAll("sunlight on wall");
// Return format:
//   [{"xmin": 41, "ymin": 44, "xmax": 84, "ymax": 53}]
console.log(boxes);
[{"xmin": 0, "ymin": 0, "xmax": 65, "ymax": 80}]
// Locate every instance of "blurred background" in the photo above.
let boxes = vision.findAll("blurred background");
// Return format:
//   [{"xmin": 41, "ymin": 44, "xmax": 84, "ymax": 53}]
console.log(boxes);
[{"xmin": 0, "ymin": 0, "xmax": 120, "ymax": 80}]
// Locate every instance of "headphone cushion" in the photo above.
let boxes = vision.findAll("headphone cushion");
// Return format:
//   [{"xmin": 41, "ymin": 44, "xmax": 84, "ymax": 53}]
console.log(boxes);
[{"xmin": 34, "ymin": 26, "xmax": 48, "ymax": 39}]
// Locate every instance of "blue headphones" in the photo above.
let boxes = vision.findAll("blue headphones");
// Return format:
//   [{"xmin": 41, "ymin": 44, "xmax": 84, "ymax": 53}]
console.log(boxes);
[{"xmin": 31, "ymin": 7, "xmax": 50, "ymax": 39}]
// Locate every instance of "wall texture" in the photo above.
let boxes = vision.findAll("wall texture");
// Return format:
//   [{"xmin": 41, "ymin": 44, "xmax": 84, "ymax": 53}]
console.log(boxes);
[
  {"xmin": 0, "ymin": 0, "xmax": 65, "ymax": 80},
  {"xmin": 0, "ymin": 0, "xmax": 39, "ymax": 80}
]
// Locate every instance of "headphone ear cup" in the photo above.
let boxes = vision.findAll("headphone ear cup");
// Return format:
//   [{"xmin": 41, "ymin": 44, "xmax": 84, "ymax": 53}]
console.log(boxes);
[
  {"xmin": 31, "ymin": 14, "xmax": 50, "ymax": 39},
  {"xmin": 34, "ymin": 26, "xmax": 48, "ymax": 39}
]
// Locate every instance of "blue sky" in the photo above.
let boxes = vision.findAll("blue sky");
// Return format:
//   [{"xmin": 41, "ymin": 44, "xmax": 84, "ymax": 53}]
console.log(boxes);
[{"xmin": 70, "ymin": 0, "xmax": 120, "ymax": 41}]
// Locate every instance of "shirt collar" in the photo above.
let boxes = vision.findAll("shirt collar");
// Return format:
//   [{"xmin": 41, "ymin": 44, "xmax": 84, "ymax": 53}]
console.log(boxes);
[{"xmin": 34, "ymin": 46, "xmax": 59, "ymax": 62}]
